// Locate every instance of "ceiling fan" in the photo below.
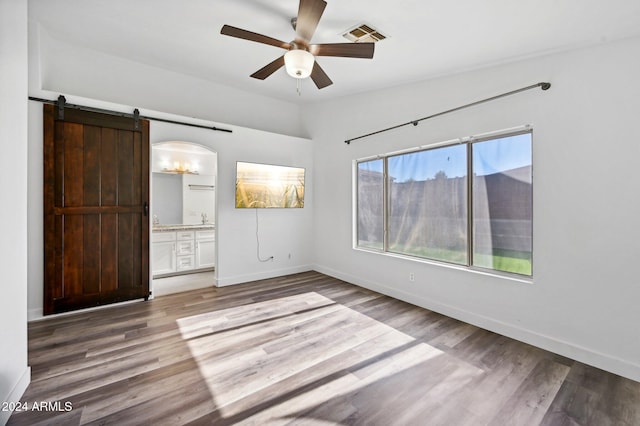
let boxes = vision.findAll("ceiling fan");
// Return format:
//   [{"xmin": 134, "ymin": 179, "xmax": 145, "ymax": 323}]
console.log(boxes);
[{"xmin": 220, "ymin": 0, "xmax": 375, "ymax": 89}]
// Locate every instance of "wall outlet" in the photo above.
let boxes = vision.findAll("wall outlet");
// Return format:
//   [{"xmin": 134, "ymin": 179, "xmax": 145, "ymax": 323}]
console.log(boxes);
[{"xmin": 409, "ymin": 272, "xmax": 415, "ymax": 282}]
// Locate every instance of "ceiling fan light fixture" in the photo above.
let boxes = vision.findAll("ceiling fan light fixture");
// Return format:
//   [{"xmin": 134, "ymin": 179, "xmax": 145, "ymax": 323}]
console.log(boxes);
[
  {"xmin": 220, "ymin": 0, "xmax": 375, "ymax": 89},
  {"xmin": 284, "ymin": 49, "xmax": 314, "ymax": 79}
]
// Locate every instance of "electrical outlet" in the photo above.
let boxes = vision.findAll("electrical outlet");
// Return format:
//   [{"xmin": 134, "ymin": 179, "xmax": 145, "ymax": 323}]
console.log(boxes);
[{"xmin": 409, "ymin": 272, "xmax": 415, "ymax": 282}]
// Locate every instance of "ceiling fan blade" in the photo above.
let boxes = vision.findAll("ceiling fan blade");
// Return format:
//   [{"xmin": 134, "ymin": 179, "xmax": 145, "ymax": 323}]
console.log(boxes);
[
  {"xmin": 221, "ymin": 25, "xmax": 291, "ymax": 50},
  {"xmin": 310, "ymin": 42, "xmax": 375, "ymax": 58},
  {"xmin": 310, "ymin": 61, "xmax": 333, "ymax": 89},
  {"xmin": 296, "ymin": 0, "xmax": 327, "ymax": 42},
  {"xmin": 250, "ymin": 56, "xmax": 285, "ymax": 80}
]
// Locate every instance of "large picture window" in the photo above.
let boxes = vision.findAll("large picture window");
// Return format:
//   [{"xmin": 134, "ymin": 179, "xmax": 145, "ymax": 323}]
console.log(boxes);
[{"xmin": 355, "ymin": 129, "xmax": 533, "ymax": 277}]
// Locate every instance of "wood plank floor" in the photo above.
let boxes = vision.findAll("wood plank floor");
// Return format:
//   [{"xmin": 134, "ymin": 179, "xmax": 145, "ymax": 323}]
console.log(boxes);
[{"xmin": 9, "ymin": 271, "xmax": 640, "ymax": 425}]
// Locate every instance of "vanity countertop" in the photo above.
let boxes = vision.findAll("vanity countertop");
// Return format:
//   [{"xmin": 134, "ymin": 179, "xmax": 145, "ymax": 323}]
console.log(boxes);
[{"xmin": 152, "ymin": 224, "xmax": 215, "ymax": 232}]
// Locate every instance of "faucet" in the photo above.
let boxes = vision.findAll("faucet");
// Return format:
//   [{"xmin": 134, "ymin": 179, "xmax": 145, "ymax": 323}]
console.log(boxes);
[
  {"xmin": 153, "ymin": 214, "xmax": 159, "ymax": 225},
  {"xmin": 201, "ymin": 213, "xmax": 208, "ymax": 224}
]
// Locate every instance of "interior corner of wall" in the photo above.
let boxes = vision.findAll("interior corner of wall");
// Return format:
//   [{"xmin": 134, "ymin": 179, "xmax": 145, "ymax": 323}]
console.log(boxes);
[{"xmin": 0, "ymin": 366, "xmax": 31, "ymax": 425}]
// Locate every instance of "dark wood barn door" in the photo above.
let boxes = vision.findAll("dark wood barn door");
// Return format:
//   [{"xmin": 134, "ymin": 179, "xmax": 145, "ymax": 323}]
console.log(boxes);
[{"xmin": 43, "ymin": 104, "xmax": 150, "ymax": 315}]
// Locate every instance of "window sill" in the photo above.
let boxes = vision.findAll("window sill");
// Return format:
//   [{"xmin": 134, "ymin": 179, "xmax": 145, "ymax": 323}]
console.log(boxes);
[{"xmin": 353, "ymin": 246, "xmax": 533, "ymax": 285}]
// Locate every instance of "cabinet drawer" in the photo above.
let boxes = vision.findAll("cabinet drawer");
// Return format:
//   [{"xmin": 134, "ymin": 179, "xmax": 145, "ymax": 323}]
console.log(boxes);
[
  {"xmin": 177, "ymin": 231, "xmax": 195, "ymax": 241},
  {"xmin": 176, "ymin": 255, "xmax": 195, "ymax": 271},
  {"xmin": 176, "ymin": 240, "xmax": 194, "ymax": 255},
  {"xmin": 196, "ymin": 230, "xmax": 215, "ymax": 240},
  {"xmin": 152, "ymin": 231, "xmax": 176, "ymax": 243}
]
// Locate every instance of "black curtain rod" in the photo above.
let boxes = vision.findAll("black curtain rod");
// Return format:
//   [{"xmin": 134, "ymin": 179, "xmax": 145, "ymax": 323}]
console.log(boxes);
[
  {"xmin": 28, "ymin": 96, "xmax": 233, "ymax": 134},
  {"xmin": 344, "ymin": 82, "xmax": 551, "ymax": 144}
]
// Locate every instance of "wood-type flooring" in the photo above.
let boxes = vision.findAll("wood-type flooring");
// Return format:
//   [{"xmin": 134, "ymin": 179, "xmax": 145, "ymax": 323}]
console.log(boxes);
[{"xmin": 9, "ymin": 271, "xmax": 640, "ymax": 425}]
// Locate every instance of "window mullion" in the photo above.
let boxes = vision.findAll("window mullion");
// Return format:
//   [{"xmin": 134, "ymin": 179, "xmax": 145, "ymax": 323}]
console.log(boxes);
[
  {"xmin": 467, "ymin": 142, "xmax": 473, "ymax": 267},
  {"xmin": 383, "ymin": 157, "xmax": 389, "ymax": 252}
]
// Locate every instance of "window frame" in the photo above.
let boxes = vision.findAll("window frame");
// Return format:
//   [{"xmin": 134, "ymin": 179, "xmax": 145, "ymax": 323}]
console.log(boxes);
[{"xmin": 354, "ymin": 127, "xmax": 533, "ymax": 280}]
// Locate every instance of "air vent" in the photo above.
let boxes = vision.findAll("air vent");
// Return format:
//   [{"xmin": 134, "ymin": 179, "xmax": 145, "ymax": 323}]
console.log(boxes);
[{"xmin": 343, "ymin": 24, "xmax": 387, "ymax": 43}]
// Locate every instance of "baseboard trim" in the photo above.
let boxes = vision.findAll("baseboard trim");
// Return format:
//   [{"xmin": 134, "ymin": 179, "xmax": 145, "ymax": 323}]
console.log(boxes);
[
  {"xmin": 1, "ymin": 366, "xmax": 31, "ymax": 426},
  {"xmin": 28, "ymin": 298, "xmax": 145, "ymax": 323},
  {"xmin": 313, "ymin": 264, "xmax": 640, "ymax": 383},
  {"xmin": 216, "ymin": 265, "xmax": 313, "ymax": 287},
  {"xmin": 27, "ymin": 308, "xmax": 42, "ymax": 322}
]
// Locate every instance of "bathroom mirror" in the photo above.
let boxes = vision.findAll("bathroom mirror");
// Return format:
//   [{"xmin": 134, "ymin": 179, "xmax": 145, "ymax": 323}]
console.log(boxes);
[{"xmin": 151, "ymin": 141, "xmax": 216, "ymax": 226}]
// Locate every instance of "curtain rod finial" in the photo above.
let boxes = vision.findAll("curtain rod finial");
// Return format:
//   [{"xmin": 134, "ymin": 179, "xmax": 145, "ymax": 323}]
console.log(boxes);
[{"xmin": 541, "ymin": 82, "xmax": 551, "ymax": 90}]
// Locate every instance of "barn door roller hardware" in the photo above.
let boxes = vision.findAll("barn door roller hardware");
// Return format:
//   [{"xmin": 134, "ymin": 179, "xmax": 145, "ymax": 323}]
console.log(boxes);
[
  {"xmin": 57, "ymin": 95, "xmax": 66, "ymax": 120},
  {"xmin": 133, "ymin": 108, "xmax": 140, "ymax": 130}
]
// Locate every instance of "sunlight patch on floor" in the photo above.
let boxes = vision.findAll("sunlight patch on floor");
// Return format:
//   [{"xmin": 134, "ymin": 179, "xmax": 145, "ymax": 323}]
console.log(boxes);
[{"xmin": 176, "ymin": 292, "xmax": 483, "ymax": 423}]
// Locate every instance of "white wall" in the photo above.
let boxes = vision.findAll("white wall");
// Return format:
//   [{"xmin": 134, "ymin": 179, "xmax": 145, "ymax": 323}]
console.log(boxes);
[
  {"xmin": 150, "ymin": 120, "xmax": 314, "ymax": 287},
  {"xmin": 26, "ymin": 103, "xmax": 44, "ymax": 322},
  {"xmin": 0, "ymin": 0, "xmax": 31, "ymax": 423},
  {"xmin": 31, "ymin": 26, "xmax": 308, "ymax": 139},
  {"xmin": 182, "ymin": 174, "xmax": 215, "ymax": 225},
  {"xmin": 27, "ymin": 102, "xmax": 314, "ymax": 319},
  {"xmin": 303, "ymin": 36, "xmax": 640, "ymax": 382}
]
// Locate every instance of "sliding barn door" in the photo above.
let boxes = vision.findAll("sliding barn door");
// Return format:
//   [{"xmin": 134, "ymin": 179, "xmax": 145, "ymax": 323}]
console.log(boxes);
[{"xmin": 43, "ymin": 104, "xmax": 150, "ymax": 315}]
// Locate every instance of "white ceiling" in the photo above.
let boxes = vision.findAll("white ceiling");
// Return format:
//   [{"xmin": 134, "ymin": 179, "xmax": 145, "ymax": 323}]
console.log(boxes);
[{"xmin": 29, "ymin": 0, "xmax": 640, "ymax": 105}]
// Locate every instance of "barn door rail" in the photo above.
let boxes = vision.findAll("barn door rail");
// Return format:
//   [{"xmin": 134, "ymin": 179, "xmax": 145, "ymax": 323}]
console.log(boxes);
[{"xmin": 29, "ymin": 95, "xmax": 233, "ymax": 134}]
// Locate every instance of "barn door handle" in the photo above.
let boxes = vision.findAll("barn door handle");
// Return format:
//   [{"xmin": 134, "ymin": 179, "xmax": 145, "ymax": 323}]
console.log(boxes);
[{"xmin": 143, "ymin": 202, "xmax": 149, "ymax": 216}]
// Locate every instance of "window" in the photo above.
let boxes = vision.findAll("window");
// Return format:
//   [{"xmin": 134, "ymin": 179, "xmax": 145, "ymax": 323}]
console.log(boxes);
[
  {"xmin": 472, "ymin": 133, "xmax": 532, "ymax": 275},
  {"xmin": 357, "ymin": 159, "xmax": 384, "ymax": 250},
  {"xmin": 355, "ymin": 129, "xmax": 533, "ymax": 277},
  {"xmin": 387, "ymin": 145, "xmax": 468, "ymax": 264}
]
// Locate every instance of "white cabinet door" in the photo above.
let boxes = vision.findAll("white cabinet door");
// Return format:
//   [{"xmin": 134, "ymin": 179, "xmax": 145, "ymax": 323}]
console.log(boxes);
[
  {"xmin": 196, "ymin": 239, "xmax": 216, "ymax": 269},
  {"xmin": 152, "ymin": 241, "xmax": 176, "ymax": 276}
]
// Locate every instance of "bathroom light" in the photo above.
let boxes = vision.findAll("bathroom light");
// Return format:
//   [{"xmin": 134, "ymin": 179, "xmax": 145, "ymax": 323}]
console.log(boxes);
[
  {"xmin": 163, "ymin": 160, "xmax": 199, "ymax": 175},
  {"xmin": 284, "ymin": 49, "xmax": 314, "ymax": 79}
]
